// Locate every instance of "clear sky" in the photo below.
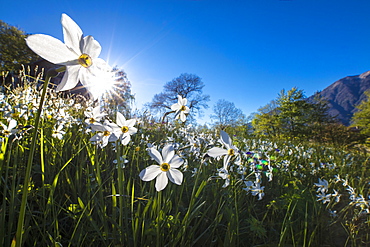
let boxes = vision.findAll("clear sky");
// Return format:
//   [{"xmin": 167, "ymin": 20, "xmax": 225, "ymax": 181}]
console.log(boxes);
[{"xmin": 2, "ymin": 0, "xmax": 370, "ymax": 124}]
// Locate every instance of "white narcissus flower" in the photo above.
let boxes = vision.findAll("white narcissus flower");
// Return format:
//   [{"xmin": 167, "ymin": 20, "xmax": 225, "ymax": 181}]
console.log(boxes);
[
  {"xmin": 1, "ymin": 119, "xmax": 18, "ymax": 137},
  {"xmin": 89, "ymin": 121, "xmax": 117, "ymax": 148},
  {"xmin": 84, "ymin": 106, "xmax": 106, "ymax": 125},
  {"xmin": 110, "ymin": 112, "xmax": 137, "ymax": 145},
  {"xmin": 314, "ymin": 178, "xmax": 329, "ymax": 193},
  {"xmin": 139, "ymin": 144, "xmax": 184, "ymax": 191},
  {"xmin": 316, "ymin": 192, "xmax": 331, "ymax": 204},
  {"xmin": 52, "ymin": 124, "xmax": 66, "ymax": 140},
  {"xmin": 171, "ymin": 95, "xmax": 190, "ymax": 122},
  {"xmin": 206, "ymin": 130, "xmax": 238, "ymax": 169},
  {"xmin": 250, "ymin": 183, "xmax": 265, "ymax": 201},
  {"xmin": 217, "ymin": 167, "xmax": 230, "ymax": 188},
  {"xmin": 25, "ymin": 13, "xmax": 109, "ymax": 96}
]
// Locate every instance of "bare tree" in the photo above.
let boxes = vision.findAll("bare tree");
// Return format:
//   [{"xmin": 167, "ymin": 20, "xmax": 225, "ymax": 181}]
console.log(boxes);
[
  {"xmin": 211, "ymin": 99, "xmax": 245, "ymax": 129},
  {"xmin": 146, "ymin": 73, "xmax": 210, "ymax": 121}
]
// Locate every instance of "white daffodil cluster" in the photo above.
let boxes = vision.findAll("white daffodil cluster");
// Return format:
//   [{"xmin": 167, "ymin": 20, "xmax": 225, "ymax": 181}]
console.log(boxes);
[
  {"xmin": 86, "ymin": 106, "xmax": 137, "ymax": 148},
  {"xmin": 333, "ymin": 175, "xmax": 370, "ymax": 216},
  {"xmin": 314, "ymin": 178, "xmax": 335, "ymax": 204},
  {"xmin": 204, "ymin": 130, "xmax": 281, "ymax": 200},
  {"xmin": 0, "ymin": 77, "xmax": 87, "ymax": 142},
  {"xmin": 312, "ymin": 175, "xmax": 370, "ymax": 217}
]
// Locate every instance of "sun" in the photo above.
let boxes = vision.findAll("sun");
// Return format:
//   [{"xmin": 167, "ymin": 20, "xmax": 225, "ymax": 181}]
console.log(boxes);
[{"xmin": 85, "ymin": 62, "xmax": 119, "ymax": 100}]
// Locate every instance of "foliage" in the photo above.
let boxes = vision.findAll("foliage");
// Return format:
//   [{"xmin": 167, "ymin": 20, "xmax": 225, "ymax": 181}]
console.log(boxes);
[
  {"xmin": 146, "ymin": 73, "xmax": 210, "ymax": 122},
  {"xmin": 276, "ymin": 87, "xmax": 315, "ymax": 138},
  {"xmin": 351, "ymin": 90, "xmax": 370, "ymax": 137},
  {"xmin": 252, "ymin": 100, "xmax": 280, "ymax": 138},
  {"xmin": 252, "ymin": 87, "xmax": 338, "ymax": 142},
  {"xmin": 0, "ymin": 20, "xmax": 39, "ymax": 73}
]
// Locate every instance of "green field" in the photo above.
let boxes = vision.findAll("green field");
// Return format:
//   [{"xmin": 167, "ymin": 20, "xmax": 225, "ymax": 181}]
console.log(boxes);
[{"xmin": 0, "ymin": 69, "xmax": 369, "ymax": 247}]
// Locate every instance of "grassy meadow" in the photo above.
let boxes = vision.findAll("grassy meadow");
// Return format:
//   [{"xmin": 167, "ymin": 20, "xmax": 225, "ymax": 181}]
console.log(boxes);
[{"xmin": 0, "ymin": 68, "xmax": 369, "ymax": 247}]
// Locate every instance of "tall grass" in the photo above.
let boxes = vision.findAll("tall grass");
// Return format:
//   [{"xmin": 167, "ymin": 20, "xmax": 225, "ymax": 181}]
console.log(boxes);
[{"xmin": 0, "ymin": 69, "xmax": 369, "ymax": 246}]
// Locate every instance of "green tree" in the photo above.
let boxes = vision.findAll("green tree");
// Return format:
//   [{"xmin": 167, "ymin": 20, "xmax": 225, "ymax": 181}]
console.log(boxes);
[
  {"xmin": 351, "ymin": 90, "xmax": 370, "ymax": 136},
  {"xmin": 308, "ymin": 92, "xmax": 337, "ymax": 142},
  {"xmin": 0, "ymin": 20, "xmax": 39, "ymax": 73},
  {"xmin": 146, "ymin": 73, "xmax": 210, "ymax": 121},
  {"xmin": 252, "ymin": 87, "xmax": 335, "ymax": 140},
  {"xmin": 276, "ymin": 87, "xmax": 312, "ymax": 138},
  {"xmin": 251, "ymin": 100, "xmax": 280, "ymax": 138}
]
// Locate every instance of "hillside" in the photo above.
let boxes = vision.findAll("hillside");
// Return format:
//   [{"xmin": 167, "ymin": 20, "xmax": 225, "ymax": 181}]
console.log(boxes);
[{"xmin": 313, "ymin": 71, "xmax": 370, "ymax": 126}]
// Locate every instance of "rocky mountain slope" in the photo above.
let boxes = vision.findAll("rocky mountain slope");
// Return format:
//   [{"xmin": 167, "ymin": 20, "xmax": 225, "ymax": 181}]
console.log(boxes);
[{"xmin": 313, "ymin": 71, "xmax": 370, "ymax": 126}]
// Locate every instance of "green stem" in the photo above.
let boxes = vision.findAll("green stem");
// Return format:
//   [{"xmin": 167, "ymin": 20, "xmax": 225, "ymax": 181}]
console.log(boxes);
[{"xmin": 15, "ymin": 67, "xmax": 65, "ymax": 247}]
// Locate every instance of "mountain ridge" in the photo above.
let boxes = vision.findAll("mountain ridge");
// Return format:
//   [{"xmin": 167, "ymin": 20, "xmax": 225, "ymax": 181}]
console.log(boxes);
[{"xmin": 312, "ymin": 71, "xmax": 370, "ymax": 126}]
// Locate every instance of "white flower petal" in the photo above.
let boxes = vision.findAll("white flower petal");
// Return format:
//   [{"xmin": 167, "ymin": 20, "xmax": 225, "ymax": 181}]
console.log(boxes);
[
  {"xmin": 168, "ymin": 169, "xmax": 183, "ymax": 185},
  {"xmin": 220, "ymin": 130, "xmax": 232, "ymax": 147},
  {"xmin": 56, "ymin": 65, "xmax": 80, "ymax": 91},
  {"xmin": 162, "ymin": 144, "xmax": 175, "ymax": 163},
  {"xmin": 223, "ymin": 155, "xmax": 232, "ymax": 169},
  {"xmin": 181, "ymin": 97, "xmax": 187, "ymax": 106},
  {"xmin": 8, "ymin": 119, "xmax": 17, "ymax": 131},
  {"xmin": 171, "ymin": 103, "xmax": 181, "ymax": 111},
  {"xmin": 169, "ymin": 155, "xmax": 184, "ymax": 168},
  {"xmin": 89, "ymin": 123, "xmax": 106, "ymax": 132},
  {"xmin": 147, "ymin": 147, "xmax": 163, "ymax": 165},
  {"xmin": 89, "ymin": 133, "xmax": 102, "ymax": 142},
  {"xmin": 125, "ymin": 119, "xmax": 136, "ymax": 127},
  {"xmin": 116, "ymin": 112, "xmax": 126, "ymax": 127},
  {"xmin": 180, "ymin": 112, "xmax": 186, "ymax": 122},
  {"xmin": 121, "ymin": 134, "xmax": 131, "ymax": 145},
  {"xmin": 139, "ymin": 165, "xmax": 161, "ymax": 181},
  {"xmin": 26, "ymin": 34, "xmax": 77, "ymax": 64},
  {"xmin": 92, "ymin": 58, "xmax": 109, "ymax": 70},
  {"xmin": 127, "ymin": 127, "xmax": 137, "ymax": 135},
  {"xmin": 82, "ymin": 35, "xmax": 101, "ymax": 58},
  {"xmin": 79, "ymin": 68, "xmax": 97, "ymax": 96},
  {"xmin": 207, "ymin": 147, "xmax": 228, "ymax": 158},
  {"xmin": 61, "ymin": 13, "xmax": 83, "ymax": 54},
  {"xmin": 92, "ymin": 106, "xmax": 103, "ymax": 117},
  {"xmin": 155, "ymin": 172, "xmax": 168, "ymax": 191},
  {"xmin": 108, "ymin": 134, "xmax": 118, "ymax": 142}
]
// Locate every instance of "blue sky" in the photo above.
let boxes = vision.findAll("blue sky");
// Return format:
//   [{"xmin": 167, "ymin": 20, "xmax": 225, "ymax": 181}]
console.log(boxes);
[{"xmin": 2, "ymin": 0, "xmax": 370, "ymax": 124}]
